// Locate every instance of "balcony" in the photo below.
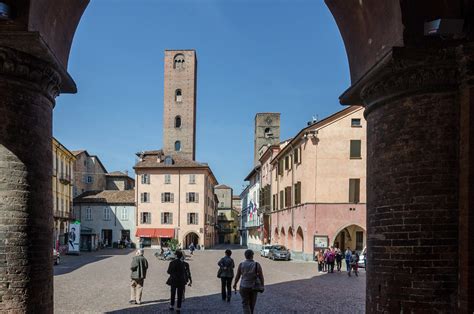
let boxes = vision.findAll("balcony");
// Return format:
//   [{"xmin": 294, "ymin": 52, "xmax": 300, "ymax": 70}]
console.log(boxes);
[
  {"xmin": 219, "ymin": 228, "xmax": 235, "ymax": 234},
  {"xmin": 244, "ymin": 220, "xmax": 261, "ymax": 229},
  {"xmin": 53, "ymin": 210, "xmax": 74, "ymax": 220},
  {"xmin": 258, "ymin": 205, "xmax": 271, "ymax": 215},
  {"xmin": 58, "ymin": 173, "xmax": 71, "ymax": 184}
]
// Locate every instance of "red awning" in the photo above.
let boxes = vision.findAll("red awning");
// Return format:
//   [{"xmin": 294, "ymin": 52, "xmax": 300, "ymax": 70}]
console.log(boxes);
[{"xmin": 135, "ymin": 228, "xmax": 174, "ymax": 238}]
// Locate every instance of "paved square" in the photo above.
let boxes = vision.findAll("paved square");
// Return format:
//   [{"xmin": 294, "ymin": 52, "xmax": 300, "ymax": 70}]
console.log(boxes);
[{"xmin": 54, "ymin": 248, "xmax": 365, "ymax": 313}]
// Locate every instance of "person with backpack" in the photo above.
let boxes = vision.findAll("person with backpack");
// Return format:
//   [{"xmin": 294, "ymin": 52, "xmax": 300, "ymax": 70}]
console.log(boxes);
[
  {"xmin": 348, "ymin": 250, "xmax": 359, "ymax": 277},
  {"xmin": 327, "ymin": 248, "xmax": 335, "ymax": 273},
  {"xmin": 233, "ymin": 249, "xmax": 264, "ymax": 314},
  {"xmin": 217, "ymin": 249, "xmax": 235, "ymax": 302},
  {"xmin": 344, "ymin": 247, "xmax": 352, "ymax": 273}
]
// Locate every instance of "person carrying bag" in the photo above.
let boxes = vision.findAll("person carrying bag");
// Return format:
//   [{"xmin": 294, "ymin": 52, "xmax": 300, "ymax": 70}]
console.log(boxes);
[
  {"xmin": 217, "ymin": 249, "xmax": 235, "ymax": 302},
  {"xmin": 233, "ymin": 249, "xmax": 265, "ymax": 314}
]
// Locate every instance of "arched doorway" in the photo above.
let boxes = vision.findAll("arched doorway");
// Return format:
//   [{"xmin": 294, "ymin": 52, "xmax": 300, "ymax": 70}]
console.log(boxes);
[
  {"xmin": 333, "ymin": 224, "xmax": 365, "ymax": 252},
  {"xmin": 183, "ymin": 232, "xmax": 199, "ymax": 248},
  {"xmin": 295, "ymin": 227, "xmax": 304, "ymax": 253},
  {"xmin": 280, "ymin": 227, "xmax": 286, "ymax": 247}
]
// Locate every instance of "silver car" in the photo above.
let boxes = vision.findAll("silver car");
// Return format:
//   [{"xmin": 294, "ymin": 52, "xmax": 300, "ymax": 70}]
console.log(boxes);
[
  {"xmin": 260, "ymin": 245, "xmax": 273, "ymax": 257},
  {"xmin": 268, "ymin": 245, "xmax": 291, "ymax": 261}
]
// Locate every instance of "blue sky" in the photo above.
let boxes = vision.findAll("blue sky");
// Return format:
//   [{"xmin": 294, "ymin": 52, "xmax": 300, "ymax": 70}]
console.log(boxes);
[{"xmin": 54, "ymin": 0, "xmax": 350, "ymax": 194}]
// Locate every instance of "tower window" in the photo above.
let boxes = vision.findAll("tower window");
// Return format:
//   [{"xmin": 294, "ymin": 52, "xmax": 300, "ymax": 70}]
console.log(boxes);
[
  {"xmin": 264, "ymin": 127, "xmax": 273, "ymax": 138},
  {"xmin": 175, "ymin": 141, "xmax": 181, "ymax": 152},
  {"xmin": 173, "ymin": 54, "xmax": 185, "ymax": 69},
  {"xmin": 175, "ymin": 89, "xmax": 182, "ymax": 103},
  {"xmin": 175, "ymin": 116, "xmax": 181, "ymax": 128}
]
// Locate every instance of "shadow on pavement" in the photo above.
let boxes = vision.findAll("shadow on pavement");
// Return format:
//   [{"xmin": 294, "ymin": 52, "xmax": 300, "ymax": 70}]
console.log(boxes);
[
  {"xmin": 105, "ymin": 270, "xmax": 365, "ymax": 314},
  {"xmin": 54, "ymin": 248, "xmax": 135, "ymax": 276}
]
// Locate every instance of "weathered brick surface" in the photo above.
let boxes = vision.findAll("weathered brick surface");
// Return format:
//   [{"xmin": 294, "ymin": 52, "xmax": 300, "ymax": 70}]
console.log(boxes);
[
  {"xmin": 366, "ymin": 92, "xmax": 459, "ymax": 313},
  {"xmin": 0, "ymin": 47, "xmax": 58, "ymax": 313}
]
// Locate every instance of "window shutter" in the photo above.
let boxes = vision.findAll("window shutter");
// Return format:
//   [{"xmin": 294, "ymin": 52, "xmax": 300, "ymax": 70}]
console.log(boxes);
[
  {"xmin": 161, "ymin": 193, "xmax": 165, "ymax": 203},
  {"xmin": 171, "ymin": 193, "xmax": 174, "ymax": 203},
  {"xmin": 187, "ymin": 213, "xmax": 190, "ymax": 225},
  {"xmin": 355, "ymin": 179, "xmax": 360, "ymax": 203},
  {"xmin": 161, "ymin": 212, "xmax": 164, "ymax": 224},
  {"xmin": 186, "ymin": 193, "xmax": 189, "ymax": 203},
  {"xmin": 289, "ymin": 155, "xmax": 293, "ymax": 170},
  {"xmin": 195, "ymin": 193, "xmax": 199, "ymax": 203},
  {"xmin": 140, "ymin": 213, "xmax": 143, "ymax": 224},
  {"xmin": 350, "ymin": 140, "xmax": 362, "ymax": 158},
  {"xmin": 195, "ymin": 213, "xmax": 199, "ymax": 225},
  {"xmin": 140, "ymin": 193, "xmax": 144, "ymax": 203},
  {"xmin": 170, "ymin": 213, "xmax": 173, "ymax": 224},
  {"xmin": 149, "ymin": 213, "xmax": 151, "ymax": 224}
]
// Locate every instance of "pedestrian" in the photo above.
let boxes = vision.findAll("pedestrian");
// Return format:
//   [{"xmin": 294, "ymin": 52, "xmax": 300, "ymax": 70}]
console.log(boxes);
[
  {"xmin": 182, "ymin": 254, "xmax": 192, "ymax": 302},
  {"xmin": 218, "ymin": 249, "xmax": 235, "ymax": 302},
  {"xmin": 189, "ymin": 242, "xmax": 195, "ymax": 255},
  {"xmin": 348, "ymin": 250, "xmax": 359, "ymax": 277},
  {"xmin": 323, "ymin": 249, "xmax": 329, "ymax": 272},
  {"xmin": 327, "ymin": 248, "xmax": 335, "ymax": 273},
  {"xmin": 130, "ymin": 249, "xmax": 148, "ymax": 305},
  {"xmin": 316, "ymin": 250, "xmax": 324, "ymax": 273},
  {"xmin": 344, "ymin": 247, "xmax": 352, "ymax": 273},
  {"xmin": 167, "ymin": 250, "xmax": 188, "ymax": 313},
  {"xmin": 233, "ymin": 249, "xmax": 264, "ymax": 314},
  {"xmin": 335, "ymin": 248, "xmax": 343, "ymax": 272}
]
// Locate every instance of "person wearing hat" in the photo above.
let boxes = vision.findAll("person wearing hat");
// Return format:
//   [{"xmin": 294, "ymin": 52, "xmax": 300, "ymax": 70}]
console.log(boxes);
[{"xmin": 130, "ymin": 249, "xmax": 148, "ymax": 305}]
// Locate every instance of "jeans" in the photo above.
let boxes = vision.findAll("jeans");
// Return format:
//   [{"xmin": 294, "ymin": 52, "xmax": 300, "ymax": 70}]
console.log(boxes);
[
  {"xmin": 318, "ymin": 261, "xmax": 323, "ymax": 272},
  {"xmin": 170, "ymin": 285, "xmax": 184, "ymax": 309},
  {"xmin": 345, "ymin": 260, "xmax": 351, "ymax": 272},
  {"xmin": 328, "ymin": 261, "xmax": 335, "ymax": 273},
  {"xmin": 221, "ymin": 277, "xmax": 232, "ymax": 300},
  {"xmin": 336, "ymin": 260, "xmax": 342, "ymax": 271},
  {"xmin": 240, "ymin": 287, "xmax": 258, "ymax": 314}
]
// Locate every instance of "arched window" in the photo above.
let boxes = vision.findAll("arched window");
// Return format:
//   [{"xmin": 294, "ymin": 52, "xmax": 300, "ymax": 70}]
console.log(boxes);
[
  {"xmin": 175, "ymin": 89, "xmax": 182, "ymax": 102},
  {"xmin": 164, "ymin": 156, "xmax": 174, "ymax": 165},
  {"xmin": 173, "ymin": 54, "xmax": 185, "ymax": 69},
  {"xmin": 175, "ymin": 141, "xmax": 181, "ymax": 152},
  {"xmin": 175, "ymin": 116, "xmax": 181, "ymax": 128}
]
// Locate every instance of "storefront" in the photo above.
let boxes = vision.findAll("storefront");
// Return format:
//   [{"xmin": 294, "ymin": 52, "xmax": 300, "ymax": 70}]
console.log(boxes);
[{"xmin": 136, "ymin": 228, "xmax": 175, "ymax": 249}]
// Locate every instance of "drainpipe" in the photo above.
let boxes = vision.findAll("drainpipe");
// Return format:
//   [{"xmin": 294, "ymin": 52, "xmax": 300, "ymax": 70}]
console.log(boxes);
[{"xmin": 178, "ymin": 169, "xmax": 181, "ymax": 242}]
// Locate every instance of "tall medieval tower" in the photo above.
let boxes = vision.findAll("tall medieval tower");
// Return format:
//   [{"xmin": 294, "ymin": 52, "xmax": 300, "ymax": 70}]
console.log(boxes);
[
  {"xmin": 254, "ymin": 113, "xmax": 280, "ymax": 165},
  {"xmin": 163, "ymin": 50, "xmax": 197, "ymax": 160}
]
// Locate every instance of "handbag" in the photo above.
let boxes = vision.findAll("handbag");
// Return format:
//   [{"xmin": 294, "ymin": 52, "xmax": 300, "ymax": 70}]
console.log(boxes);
[
  {"xmin": 166, "ymin": 276, "xmax": 172, "ymax": 286},
  {"xmin": 252, "ymin": 262, "xmax": 264, "ymax": 293},
  {"xmin": 217, "ymin": 267, "xmax": 223, "ymax": 278}
]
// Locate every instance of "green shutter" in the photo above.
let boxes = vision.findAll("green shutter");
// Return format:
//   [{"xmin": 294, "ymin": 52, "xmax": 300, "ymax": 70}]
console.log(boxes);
[{"xmin": 350, "ymin": 140, "xmax": 361, "ymax": 158}]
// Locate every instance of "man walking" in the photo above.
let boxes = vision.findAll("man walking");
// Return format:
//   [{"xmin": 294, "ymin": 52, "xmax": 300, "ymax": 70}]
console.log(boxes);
[{"xmin": 130, "ymin": 249, "xmax": 148, "ymax": 305}]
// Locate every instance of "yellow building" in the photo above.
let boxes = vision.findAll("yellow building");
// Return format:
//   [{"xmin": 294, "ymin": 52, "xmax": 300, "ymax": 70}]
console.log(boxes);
[{"xmin": 52, "ymin": 138, "xmax": 76, "ymax": 250}]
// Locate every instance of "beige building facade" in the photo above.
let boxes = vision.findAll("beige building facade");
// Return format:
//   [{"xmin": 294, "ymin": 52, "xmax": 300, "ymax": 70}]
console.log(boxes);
[
  {"xmin": 134, "ymin": 151, "xmax": 218, "ymax": 249},
  {"xmin": 52, "ymin": 138, "xmax": 76, "ymax": 250},
  {"xmin": 215, "ymin": 185, "xmax": 239, "ymax": 244},
  {"xmin": 270, "ymin": 106, "xmax": 367, "ymax": 260}
]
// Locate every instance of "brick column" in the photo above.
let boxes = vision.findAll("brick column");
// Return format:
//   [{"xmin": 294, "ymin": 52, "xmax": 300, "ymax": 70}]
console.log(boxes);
[
  {"xmin": 0, "ymin": 47, "xmax": 61, "ymax": 313},
  {"xmin": 358, "ymin": 48, "xmax": 460, "ymax": 313}
]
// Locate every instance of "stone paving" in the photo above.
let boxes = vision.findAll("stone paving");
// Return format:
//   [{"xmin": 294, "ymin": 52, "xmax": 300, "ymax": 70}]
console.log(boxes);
[{"xmin": 54, "ymin": 247, "xmax": 365, "ymax": 313}]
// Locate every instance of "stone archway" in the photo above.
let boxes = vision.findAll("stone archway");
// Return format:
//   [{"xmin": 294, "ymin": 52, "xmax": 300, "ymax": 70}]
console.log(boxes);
[
  {"xmin": 183, "ymin": 232, "xmax": 199, "ymax": 248},
  {"xmin": 280, "ymin": 227, "xmax": 286, "ymax": 247},
  {"xmin": 274, "ymin": 227, "xmax": 279, "ymax": 244},
  {"xmin": 333, "ymin": 224, "xmax": 365, "ymax": 252}
]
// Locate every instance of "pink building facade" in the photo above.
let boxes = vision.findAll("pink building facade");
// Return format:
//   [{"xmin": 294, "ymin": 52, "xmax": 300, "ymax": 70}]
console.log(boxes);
[{"xmin": 269, "ymin": 106, "xmax": 366, "ymax": 261}]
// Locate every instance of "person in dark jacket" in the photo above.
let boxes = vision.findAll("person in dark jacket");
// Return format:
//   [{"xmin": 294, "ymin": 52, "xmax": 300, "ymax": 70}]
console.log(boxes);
[
  {"xmin": 130, "ymin": 249, "xmax": 148, "ymax": 305},
  {"xmin": 167, "ymin": 250, "xmax": 189, "ymax": 312},
  {"xmin": 218, "ymin": 249, "xmax": 235, "ymax": 302},
  {"xmin": 181, "ymin": 254, "xmax": 192, "ymax": 302}
]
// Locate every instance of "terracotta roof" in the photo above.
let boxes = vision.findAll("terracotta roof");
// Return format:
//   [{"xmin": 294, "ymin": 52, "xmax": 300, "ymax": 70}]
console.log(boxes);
[
  {"xmin": 74, "ymin": 190, "xmax": 135, "ymax": 204},
  {"xmin": 134, "ymin": 151, "xmax": 209, "ymax": 169},
  {"xmin": 215, "ymin": 184, "xmax": 232, "ymax": 190},
  {"xmin": 71, "ymin": 150, "xmax": 85, "ymax": 156},
  {"xmin": 106, "ymin": 171, "xmax": 130, "ymax": 177}
]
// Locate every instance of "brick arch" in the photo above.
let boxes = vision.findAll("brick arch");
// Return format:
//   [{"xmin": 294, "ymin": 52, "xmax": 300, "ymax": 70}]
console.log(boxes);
[
  {"xmin": 295, "ymin": 226, "xmax": 304, "ymax": 253},
  {"xmin": 273, "ymin": 227, "xmax": 279, "ymax": 244},
  {"xmin": 280, "ymin": 227, "xmax": 286, "ymax": 247}
]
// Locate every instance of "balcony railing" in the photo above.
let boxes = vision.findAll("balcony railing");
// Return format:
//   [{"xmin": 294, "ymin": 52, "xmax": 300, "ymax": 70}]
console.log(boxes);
[
  {"xmin": 219, "ymin": 228, "xmax": 235, "ymax": 233},
  {"xmin": 58, "ymin": 173, "xmax": 71, "ymax": 184},
  {"xmin": 53, "ymin": 210, "xmax": 74, "ymax": 219},
  {"xmin": 244, "ymin": 220, "xmax": 261, "ymax": 228}
]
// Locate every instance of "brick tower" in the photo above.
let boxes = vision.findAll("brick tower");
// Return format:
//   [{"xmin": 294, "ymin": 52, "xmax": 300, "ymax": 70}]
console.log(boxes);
[
  {"xmin": 254, "ymin": 113, "xmax": 280, "ymax": 165},
  {"xmin": 163, "ymin": 50, "xmax": 197, "ymax": 160}
]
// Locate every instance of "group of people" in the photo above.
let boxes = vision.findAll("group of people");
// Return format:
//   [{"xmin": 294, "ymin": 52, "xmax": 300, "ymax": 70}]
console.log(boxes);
[
  {"xmin": 315, "ymin": 247, "xmax": 363, "ymax": 276},
  {"xmin": 129, "ymin": 248, "xmax": 265, "ymax": 314}
]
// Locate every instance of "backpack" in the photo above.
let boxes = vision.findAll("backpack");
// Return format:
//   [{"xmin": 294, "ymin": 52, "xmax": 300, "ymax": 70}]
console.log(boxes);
[{"xmin": 327, "ymin": 252, "xmax": 335, "ymax": 263}]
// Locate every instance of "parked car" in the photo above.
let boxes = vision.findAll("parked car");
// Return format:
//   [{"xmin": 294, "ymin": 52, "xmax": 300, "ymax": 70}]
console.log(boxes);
[
  {"xmin": 268, "ymin": 245, "xmax": 291, "ymax": 261},
  {"xmin": 260, "ymin": 245, "xmax": 273, "ymax": 257},
  {"xmin": 53, "ymin": 249, "xmax": 60, "ymax": 265},
  {"xmin": 358, "ymin": 247, "xmax": 366, "ymax": 269}
]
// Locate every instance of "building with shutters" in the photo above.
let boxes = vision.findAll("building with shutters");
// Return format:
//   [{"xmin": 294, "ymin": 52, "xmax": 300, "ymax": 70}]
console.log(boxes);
[
  {"xmin": 215, "ymin": 184, "xmax": 239, "ymax": 244},
  {"xmin": 269, "ymin": 106, "xmax": 367, "ymax": 261},
  {"xmin": 134, "ymin": 150, "xmax": 218, "ymax": 249}
]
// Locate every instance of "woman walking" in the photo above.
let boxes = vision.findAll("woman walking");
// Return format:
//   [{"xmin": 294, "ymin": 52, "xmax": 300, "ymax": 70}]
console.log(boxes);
[
  {"xmin": 217, "ymin": 249, "xmax": 235, "ymax": 302},
  {"xmin": 167, "ymin": 250, "xmax": 190, "ymax": 313},
  {"xmin": 233, "ymin": 249, "xmax": 264, "ymax": 314}
]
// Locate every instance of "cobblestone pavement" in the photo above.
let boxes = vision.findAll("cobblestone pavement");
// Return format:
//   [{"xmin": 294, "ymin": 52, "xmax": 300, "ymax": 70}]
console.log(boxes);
[{"xmin": 54, "ymin": 247, "xmax": 365, "ymax": 313}]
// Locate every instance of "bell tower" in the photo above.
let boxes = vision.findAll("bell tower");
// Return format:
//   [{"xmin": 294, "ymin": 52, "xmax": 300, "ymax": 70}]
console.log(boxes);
[
  {"xmin": 254, "ymin": 113, "xmax": 281, "ymax": 165},
  {"xmin": 162, "ymin": 50, "xmax": 197, "ymax": 160}
]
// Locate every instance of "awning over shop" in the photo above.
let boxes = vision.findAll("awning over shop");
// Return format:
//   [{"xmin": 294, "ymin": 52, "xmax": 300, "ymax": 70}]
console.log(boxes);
[{"xmin": 135, "ymin": 228, "xmax": 174, "ymax": 238}]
